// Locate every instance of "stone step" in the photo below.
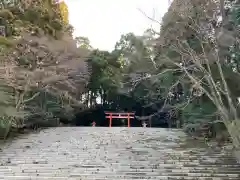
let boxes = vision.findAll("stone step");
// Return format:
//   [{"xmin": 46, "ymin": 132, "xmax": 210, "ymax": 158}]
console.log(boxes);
[
  {"xmin": 0, "ymin": 127, "xmax": 239, "ymax": 180},
  {"xmin": 0, "ymin": 175, "xmax": 239, "ymax": 180}
]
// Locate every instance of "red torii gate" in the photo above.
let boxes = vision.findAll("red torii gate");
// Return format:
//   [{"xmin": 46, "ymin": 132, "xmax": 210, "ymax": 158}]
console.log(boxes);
[{"xmin": 104, "ymin": 112, "xmax": 135, "ymax": 127}]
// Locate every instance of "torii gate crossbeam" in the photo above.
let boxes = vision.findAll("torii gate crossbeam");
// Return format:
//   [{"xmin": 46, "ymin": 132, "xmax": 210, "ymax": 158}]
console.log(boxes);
[{"xmin": 104, "ymin": 112, "xmax": 135, "ymax": 127}]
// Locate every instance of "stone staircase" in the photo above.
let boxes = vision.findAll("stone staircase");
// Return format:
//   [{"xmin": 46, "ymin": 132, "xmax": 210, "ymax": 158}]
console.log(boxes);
[{"xmin": 0, "ymin": 127, "xmax": 239, "ymax": 179}]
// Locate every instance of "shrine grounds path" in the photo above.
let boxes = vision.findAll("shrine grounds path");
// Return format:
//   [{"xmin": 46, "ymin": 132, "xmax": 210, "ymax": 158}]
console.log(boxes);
[{"xmin": 0, "ymin": 127, "xmax": 239, "ymax": 179}]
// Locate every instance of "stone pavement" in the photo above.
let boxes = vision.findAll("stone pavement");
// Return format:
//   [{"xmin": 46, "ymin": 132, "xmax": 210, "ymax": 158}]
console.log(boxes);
[{"xmin": 0, "ymin": 127, "xmax": 239, "ymax": 180}]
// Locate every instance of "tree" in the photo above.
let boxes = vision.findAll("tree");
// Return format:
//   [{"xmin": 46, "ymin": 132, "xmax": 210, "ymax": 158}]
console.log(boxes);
[
  {"xmin": 112, "ymin": 0, "xmax": 240, "ymax": 146},
  {"xmin": 114, "ymin": 32, "xmax": 156, "ymax": 73},
  {"xmin": 75, "ymin": 36, "xmax": 92, "ymax": 49},
  {"xmin": 0, "ymin": 0, "xmax": 90, "ymax": 138},
  {"xmin": 58, "ymin": 1, "xmax": 69, "ymax": 24},
  {"xmin": 86, "ymin": 50, "xmax": 122, "ymax": 107},
  {"xmin": 151, "ymin": 0, "xmax": 240, "ymax": 147}
]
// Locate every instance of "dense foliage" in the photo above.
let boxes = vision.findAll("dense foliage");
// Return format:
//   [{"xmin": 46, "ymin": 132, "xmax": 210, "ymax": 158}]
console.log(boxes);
[{"xmin": 0, "ymin": 0, "xmax": 89, "ymax": 138}]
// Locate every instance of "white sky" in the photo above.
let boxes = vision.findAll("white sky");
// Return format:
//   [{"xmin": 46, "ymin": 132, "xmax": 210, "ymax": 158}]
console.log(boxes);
[{"xmin": 65, "ymin": 0, "xmax": 170, "ymax": 51}]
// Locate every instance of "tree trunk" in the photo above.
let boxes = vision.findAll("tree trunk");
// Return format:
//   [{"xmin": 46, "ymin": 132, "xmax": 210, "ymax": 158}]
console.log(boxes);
[
  {"xmin": 89, "ymin": 91, "xmax": 93, "ymax": 107},
  {"xmin": 103, "ymin": 90, "xmax": 107, "ymax": 105},
  {"xmin": 86, "ymin": 91, "xmax": 90, "ymax": 107}
]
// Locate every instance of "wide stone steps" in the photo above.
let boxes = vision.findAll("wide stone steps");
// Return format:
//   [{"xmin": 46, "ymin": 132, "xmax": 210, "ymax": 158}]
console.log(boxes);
[{"xmin": 0, "ymin": 127, "xmax": 239, "ymax": 179}]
